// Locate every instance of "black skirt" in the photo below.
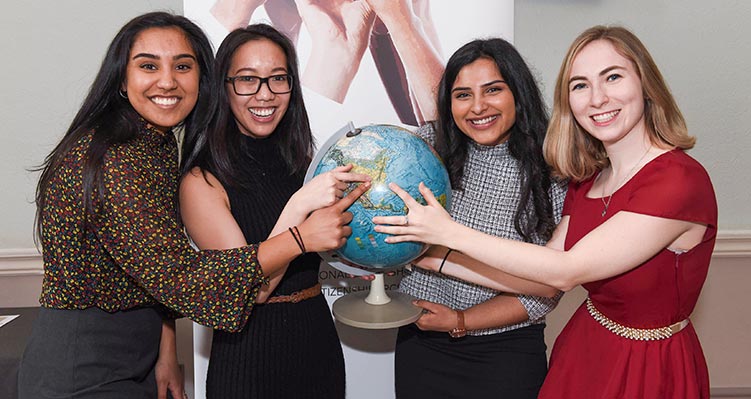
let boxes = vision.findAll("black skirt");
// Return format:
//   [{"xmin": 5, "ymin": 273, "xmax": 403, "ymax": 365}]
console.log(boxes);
[
  {"xmin": 18, "ymin": 306, "xmax": 163, "ymax": 399},
  {"xmin": 395, "ymin": 323, "xmax": 548, "ymax": 399}
]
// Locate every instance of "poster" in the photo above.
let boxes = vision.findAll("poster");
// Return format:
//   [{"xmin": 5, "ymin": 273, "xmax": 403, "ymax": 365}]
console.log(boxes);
[{"xmin": 184, "ymin": 1, "xmax": 513, "ymax": 398}]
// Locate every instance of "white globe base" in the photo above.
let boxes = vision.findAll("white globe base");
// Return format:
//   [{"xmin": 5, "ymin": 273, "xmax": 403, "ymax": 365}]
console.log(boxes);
[{"xmin": 332, "ymin": 273, "xmax": 422, "ymax": 329}]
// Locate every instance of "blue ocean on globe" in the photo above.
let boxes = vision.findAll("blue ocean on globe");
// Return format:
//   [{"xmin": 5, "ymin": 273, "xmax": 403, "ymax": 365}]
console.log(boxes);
[{"xmin": 310, "ymin": 124, "xmax": 451, "ymax": 270}]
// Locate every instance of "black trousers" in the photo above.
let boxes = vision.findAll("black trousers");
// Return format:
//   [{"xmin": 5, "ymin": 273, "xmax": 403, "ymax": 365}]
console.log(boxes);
[
  {"xmin": 18, "ymin": 306, "xmax": 162, "ymax": 399},
  {"xmin": 395, "ymin": 323, "xmax": 548, "ymax": 399}
]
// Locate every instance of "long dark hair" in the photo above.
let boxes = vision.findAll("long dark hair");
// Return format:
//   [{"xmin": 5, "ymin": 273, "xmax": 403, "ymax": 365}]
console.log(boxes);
[
  {"xmin": 34, "ymin": 12, "xmax": 215, "ymax": 239},
  {"xmin": 185, "ymin": 23, "xmax": 313, "ymax": 186},
  {"xmin": 434, "ymin": 38, "xmax": 557, "ymax": 242}
]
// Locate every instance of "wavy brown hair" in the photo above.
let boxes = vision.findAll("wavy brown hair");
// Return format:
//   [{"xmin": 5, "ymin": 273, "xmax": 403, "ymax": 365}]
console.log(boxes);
[{"xmin": 544, "ymin": 25, "xmax": 694, "ymax": 181}]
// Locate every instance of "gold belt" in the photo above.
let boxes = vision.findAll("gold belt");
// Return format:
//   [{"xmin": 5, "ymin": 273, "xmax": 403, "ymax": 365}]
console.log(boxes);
[{"xmin": 585, "ymin": 298, "xmax": 689, "ymax": 341}]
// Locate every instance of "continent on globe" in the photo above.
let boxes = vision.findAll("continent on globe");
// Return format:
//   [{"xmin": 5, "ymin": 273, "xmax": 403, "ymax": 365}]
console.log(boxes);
[{"xmin": 308, "ymin": 124, "xmax": 451, "ymax": 270}]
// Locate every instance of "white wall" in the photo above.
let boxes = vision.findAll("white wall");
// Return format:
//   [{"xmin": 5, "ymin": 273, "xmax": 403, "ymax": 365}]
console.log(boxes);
[
  {"xmin": 0, "ymin": 0, "xmax": 183, "ymax": 250},
  {"xmin": 514, "ymin": 0, "xmax": 751, "ymax": 229}
]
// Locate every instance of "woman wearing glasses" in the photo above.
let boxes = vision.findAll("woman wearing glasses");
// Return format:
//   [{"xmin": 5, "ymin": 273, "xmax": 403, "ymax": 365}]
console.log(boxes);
[{"xmin": 180, "ymin": 24, "xmax": 368, "ymax": 398}]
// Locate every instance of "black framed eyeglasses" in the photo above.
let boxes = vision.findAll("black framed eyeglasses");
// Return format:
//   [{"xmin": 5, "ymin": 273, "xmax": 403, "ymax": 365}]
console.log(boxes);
[{"xmin": 225, "ymin": 74, "xmax": 293, "ymax": 95}]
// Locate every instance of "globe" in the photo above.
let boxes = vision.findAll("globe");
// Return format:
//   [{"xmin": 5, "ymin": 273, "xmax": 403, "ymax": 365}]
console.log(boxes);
[{"xmin": 307, "ymin": 124, "xmax": 451, "ymax": 270}]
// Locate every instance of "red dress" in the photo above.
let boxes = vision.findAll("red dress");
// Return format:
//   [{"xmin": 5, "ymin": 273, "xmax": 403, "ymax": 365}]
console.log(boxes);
[{"xmin": 538, "ymin": 149, "xmax": 717, "ymax": 399}]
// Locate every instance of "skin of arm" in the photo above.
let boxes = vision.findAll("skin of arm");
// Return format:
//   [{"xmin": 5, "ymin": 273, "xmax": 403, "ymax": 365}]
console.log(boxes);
[
  {"xmin": 211, "ymin": 0, "xmax": 266, "ymax": 31},
  {"xmin": 375, "ymin": 182, "xmax": 707, "ymax": 291},
  {"xmin": 364, "ymin": 0, "xmax": 443, "ymax": 121},
  {"xmin": 412, "ymin": 294, "xmax": 529, "ymax": 333},
  {"xmin": 410, "ymin": 240, "xmax": 560, "ymax": 333},
  {"xmin": 180, "ymin": 168, "xmax": 273, "ymax": 299},
  {"xmin": 411, "ymin": 0, "xmax": 442, "ymax": 56},
  {"xmin": 155, "ymin": 320, "xmax": 184, "ymax": 399},
  {"xmin": 413, "ymin": 245, "xmax": 560, "ymax": 298},
  {"xmin": 464, "ymin": 295, "xmax": 529, "ymax": 331},
  {"xmin": 265, "ymin": 0, "xmax": 304, "ymax": 44},
  {"xmin": 211, "ymin": 0, "xmax": 303, "ymax": 44},
  {"xmin": 180, "ymin": 165, "xmax": 370, "ymax": 301},
  {"xmin": 295, "ymin": 0, "xmax": 375, "ymax": 102}
]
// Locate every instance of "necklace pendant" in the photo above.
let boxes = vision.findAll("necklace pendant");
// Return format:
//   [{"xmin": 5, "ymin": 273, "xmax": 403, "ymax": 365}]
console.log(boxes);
[{"xmin": 601, "ymin": 207, "xmax": 608, "ymax": 217}]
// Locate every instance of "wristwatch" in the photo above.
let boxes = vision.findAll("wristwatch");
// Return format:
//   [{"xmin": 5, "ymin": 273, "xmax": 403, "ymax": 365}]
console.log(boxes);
[{"xmin": 448, "ymin": 309, "xmax": 467, "ymax": 338}]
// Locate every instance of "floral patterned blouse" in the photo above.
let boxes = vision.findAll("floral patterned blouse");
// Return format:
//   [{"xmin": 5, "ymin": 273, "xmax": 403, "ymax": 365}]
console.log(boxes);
[{"xmin": 39, "ymin": 122, "xmax": 266, "ymax": 332}]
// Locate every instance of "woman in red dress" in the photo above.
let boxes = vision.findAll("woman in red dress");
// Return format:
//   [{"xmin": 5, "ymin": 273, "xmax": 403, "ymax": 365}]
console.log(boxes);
[{"xmin": 375, "ymin": 25, "xmax": 716, "ymax": 398}]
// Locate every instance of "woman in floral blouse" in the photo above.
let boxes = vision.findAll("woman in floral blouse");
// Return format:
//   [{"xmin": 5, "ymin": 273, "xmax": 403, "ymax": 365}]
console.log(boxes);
[{"xmin": 18, "ymin": 12, "xmax": 366, "ymax": 399}]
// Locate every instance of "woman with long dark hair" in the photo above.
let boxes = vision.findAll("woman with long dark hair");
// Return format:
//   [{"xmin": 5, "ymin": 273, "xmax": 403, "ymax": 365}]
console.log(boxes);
[
  {"xmin": 394, "ymin": 38, "xmax": 566, "ymax": 398},
  {"xmin": 378, "ymin": 26, "xmax": 716, "ymax": 399},
  {"xmin": 179, "ymin": 24, "xmax": 368, "ymax": 398},
  {"xmin": 20, "ymin": 12, "xmax": 364, "ymax": 399}
]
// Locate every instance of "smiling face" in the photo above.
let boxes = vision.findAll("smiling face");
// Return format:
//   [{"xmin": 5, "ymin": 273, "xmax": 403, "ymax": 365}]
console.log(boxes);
[
  {"xmin": 450, "ymin": 57, "xmax": 516, "ymax": 146},
  {"xmin": 568, "ymin": 39, "xmax": 647, "ymax": 146},
  {"xmin": 227, "ymin": 39, "xmax": 291, "ymax": 138},
  {"xmin": 123, "ymin": 27, "xmax": 199, "ymax": 132}
]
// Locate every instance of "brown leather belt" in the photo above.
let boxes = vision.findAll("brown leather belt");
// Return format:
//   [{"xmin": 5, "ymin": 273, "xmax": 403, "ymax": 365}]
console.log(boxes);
[{"xmin": 265, "ymin": 283, "xmax": 322, "ymax": 304}]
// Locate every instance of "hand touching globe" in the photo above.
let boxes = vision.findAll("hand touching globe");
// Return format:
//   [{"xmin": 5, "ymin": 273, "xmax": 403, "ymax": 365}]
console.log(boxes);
[{"xmin": 307, "ymin": 123, "xmax": 451, "ymax": 270}]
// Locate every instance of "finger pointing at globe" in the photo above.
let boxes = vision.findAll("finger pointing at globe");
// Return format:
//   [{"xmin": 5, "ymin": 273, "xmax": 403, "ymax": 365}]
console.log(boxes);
[
  {"xmin": 299, "ymin": 181, "xmax": 371, "ymax": 252},
  {"xmin": 297, "ymin": 164, "xmax": 371, "ymax": 212}
]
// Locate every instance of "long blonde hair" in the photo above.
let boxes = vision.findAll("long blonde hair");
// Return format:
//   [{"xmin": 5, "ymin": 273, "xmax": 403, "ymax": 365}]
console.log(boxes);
[{"xmin": 544, "ymin": 25, "xmax": 694, "ymax": 181}]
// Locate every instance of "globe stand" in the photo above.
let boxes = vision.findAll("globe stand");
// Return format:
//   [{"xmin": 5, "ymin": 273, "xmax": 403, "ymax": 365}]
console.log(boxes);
[
  {"xmin": 332, "ymin": 273, "xmax": 423, "ymax": 329},
  {"xmin": 306, "ymin": 122, "xmax": 450, "ymax": 330}
]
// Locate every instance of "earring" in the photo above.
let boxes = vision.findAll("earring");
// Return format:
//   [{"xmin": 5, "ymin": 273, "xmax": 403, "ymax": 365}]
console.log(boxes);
[{"xmin": 119, "ymin": 89, "xmax": 128, "ymax": 99}]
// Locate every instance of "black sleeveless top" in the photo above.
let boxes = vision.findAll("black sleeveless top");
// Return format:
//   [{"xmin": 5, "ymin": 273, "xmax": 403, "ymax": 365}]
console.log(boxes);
[
  {"xmin": 206, "ymin": 133, "xmax": 345, "ymax": 399},
  {"xmin": 224, "ymin": 133, "xmax": 320, "ymax": 295}
]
